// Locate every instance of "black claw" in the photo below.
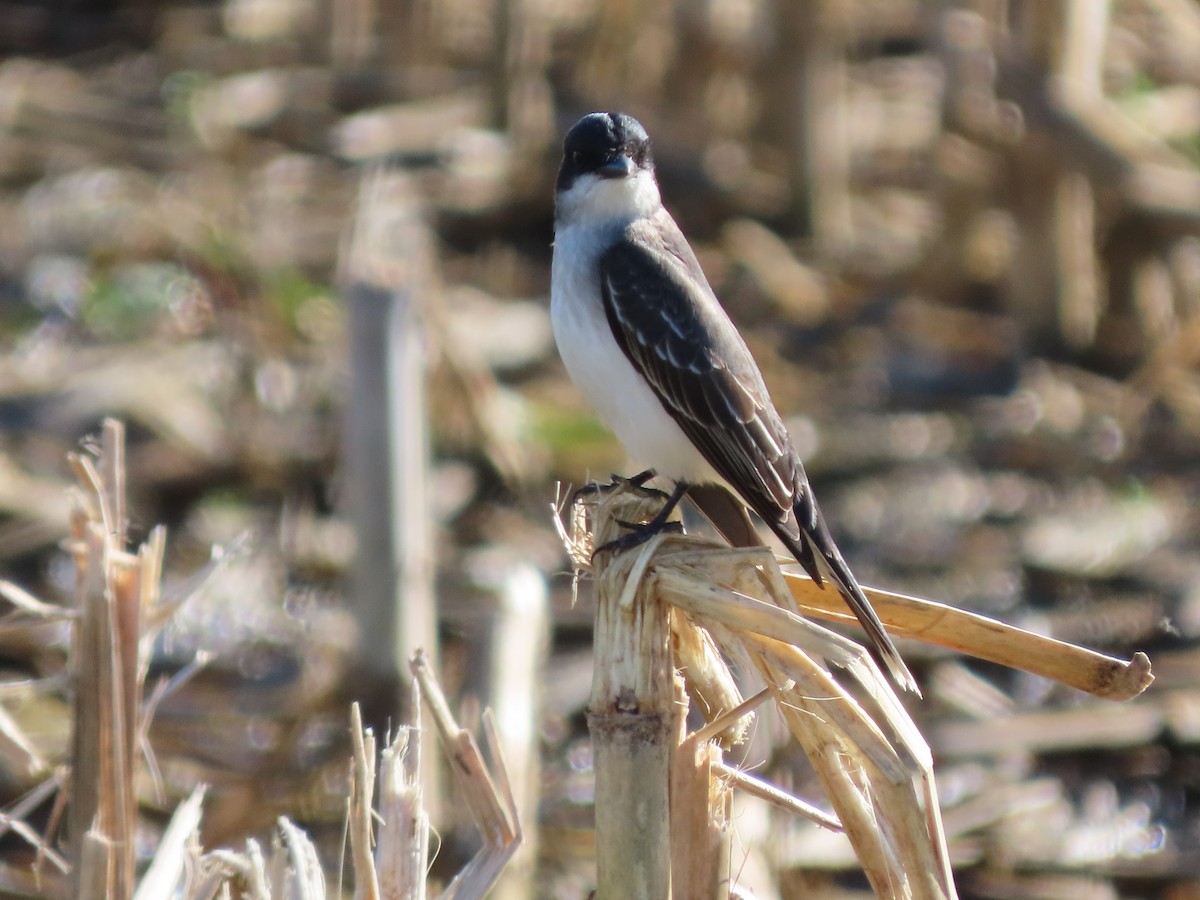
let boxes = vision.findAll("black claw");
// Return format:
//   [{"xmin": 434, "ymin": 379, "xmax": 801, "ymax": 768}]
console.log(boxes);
[{"xmin": 590, "ymin": 480, "xmax": 689, "ymax": 561}]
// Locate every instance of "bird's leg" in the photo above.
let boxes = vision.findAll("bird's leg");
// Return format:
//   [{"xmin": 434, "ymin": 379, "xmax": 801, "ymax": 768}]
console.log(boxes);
[
  {"xmin": 614, "ymin": 477, "xmax": 687, "ymax": 529},
  {"xmin": 593, "ymin": 479, "xmax": 688, "ymax": 559}
]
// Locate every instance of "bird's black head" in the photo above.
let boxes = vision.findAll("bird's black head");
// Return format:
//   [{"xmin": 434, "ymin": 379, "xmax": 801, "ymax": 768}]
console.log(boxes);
[{"xmin": 556, "ymin": 112, "xmax": 653, "ymax": 194}]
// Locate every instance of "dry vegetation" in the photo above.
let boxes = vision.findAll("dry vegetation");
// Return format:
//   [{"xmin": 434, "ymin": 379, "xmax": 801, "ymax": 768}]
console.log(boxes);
[{"xmin": 0, "ymin": 0, "xmax": 1198, "ymax": 897}]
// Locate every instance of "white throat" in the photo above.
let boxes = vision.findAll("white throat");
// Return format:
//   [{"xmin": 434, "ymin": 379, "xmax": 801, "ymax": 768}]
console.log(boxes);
[{"xmin": 555, "ymin": 169, "xmax": 661, "ymax": 229}]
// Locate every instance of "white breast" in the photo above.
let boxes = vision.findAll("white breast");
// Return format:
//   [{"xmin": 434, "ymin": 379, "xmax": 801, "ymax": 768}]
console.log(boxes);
[{"xmin": 550, "ymin": 222, "xmax": 713, "ymax": 482}]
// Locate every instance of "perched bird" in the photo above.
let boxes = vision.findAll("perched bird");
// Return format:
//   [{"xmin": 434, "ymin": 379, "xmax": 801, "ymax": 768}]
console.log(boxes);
[{"xmin": 550, "ymin": 111, "xmax": 918, "ymax": 694}]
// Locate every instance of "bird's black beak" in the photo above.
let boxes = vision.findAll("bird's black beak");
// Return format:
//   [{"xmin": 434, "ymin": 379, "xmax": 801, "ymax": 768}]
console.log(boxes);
[{"xmin": 598, "ymin": 154, "xmax": 634, "ymax": 179}]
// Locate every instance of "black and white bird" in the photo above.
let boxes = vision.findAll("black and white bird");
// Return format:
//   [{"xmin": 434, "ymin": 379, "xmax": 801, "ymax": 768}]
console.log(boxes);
[{"xmin": 550, "ymin": 111, "xmax": 918, "ymax": 694}]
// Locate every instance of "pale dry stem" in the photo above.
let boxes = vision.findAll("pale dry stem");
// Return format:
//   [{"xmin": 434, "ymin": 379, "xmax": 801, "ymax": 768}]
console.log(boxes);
[
  {"xmin": 785, "ymin": 574, "xmax": 1154, "ymax": 700},
  {"xmin": 566, "ymin": 479, "xmax": 956, "ymax": 898},
  {"xmin": 350, "ymin": 703, "xmax": 381, "ymax": 900},
  {"xmin": 375, "ymin": 707, "xmax": 429, "ymax": 900},
  {"xmin": 410, "ymin": 650, "xmax": 521, "ymax": 899}
]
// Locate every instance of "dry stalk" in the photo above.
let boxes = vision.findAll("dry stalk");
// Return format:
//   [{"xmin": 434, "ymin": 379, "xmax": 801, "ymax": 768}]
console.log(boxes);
[
  {"xmin": 749, "ymin": 636, "xmax": 954, "ymax": 899},
  {"xmin": 671, "ymin": 610, "xmax": 749, "ymax": 745},
  {"xmin": 784, "ymin": 576, "xmax": 1154, "ymax": 701},
  {"xmin": 410, "ymin": 650, "xmax": 520, "ymax": 899},
  {"xmin": 564, "ymin": 476, "xmax": 1157, "ymax": 896},
  {"xmin": 273, "ymin": 817, "xmax": 326, "ymax": 897},
  {"xmin": 670, "ymin": 680, "xmax": 732, "ymax": 900},
  {"xmin": 561, "ymin": 480, "xmax": 949, "ymax": 898},
  {"xmin": 585, "ymin": 487, "xmax": 676, "ymax": 900},
  {"xmin": 77, "ymin": 830, "xmax": 117, "ymax": 900},
  {"xmin": 375, "ymin": 680, "xmax": 429, "ymax": 900},
  {"xmin": 167, "ymin": 652, "xmax": 499, "ymax": 898},
  {"xmin": 350, "ymin": 703, "xmax": 381, "ymax": 900},
  {"xmin": 0, "ymin": 703, "xmax": 46, "ymax": 782},
  {"xmin": 340, "ymin": 166, "xmax": 444, "ymax": 832},
  {"xmin": 133, "ymin": 785, "xmax": 206, "ymax": 900},
  {"xmin": 67, "ymin": 419, "xmax": 160, "ymax": 898},
  {"xmin": 189, "ymin": 820, "xmax": 328, "ymax": 899},
  {"xmin": 341, "ymin": 166, "xmax": 439, "ymax": 707},
  {"xmin": 45, "ymin": 417, "xmax": 215, "ymax": 898}
]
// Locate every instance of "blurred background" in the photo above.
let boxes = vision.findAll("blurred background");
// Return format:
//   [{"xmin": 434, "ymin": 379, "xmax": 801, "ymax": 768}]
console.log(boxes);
[{"xmin": 0, "ymin": 0, "xmax": 1198, "ymax": 896}]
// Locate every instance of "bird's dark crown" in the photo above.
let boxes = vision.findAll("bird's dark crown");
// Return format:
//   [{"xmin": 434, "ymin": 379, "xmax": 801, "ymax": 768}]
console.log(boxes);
[{"xmin": 556, "ymin": 112, "xmax": 653, "ymax": 192}]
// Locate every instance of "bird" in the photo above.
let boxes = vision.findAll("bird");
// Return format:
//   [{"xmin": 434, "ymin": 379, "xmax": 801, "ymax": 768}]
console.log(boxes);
[{"xmin": 550, "ymin": 111, "xmax": 918, "ymax": 694}]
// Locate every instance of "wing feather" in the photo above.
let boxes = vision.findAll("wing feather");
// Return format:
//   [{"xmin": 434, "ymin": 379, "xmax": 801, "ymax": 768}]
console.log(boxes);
[
  {"xmin": 599, "ymin": 216, "xmax": 798, "ymax": 521},
  {"xmin": 598, "ymin": 213, "xmax": 920, "ymax": 694}
]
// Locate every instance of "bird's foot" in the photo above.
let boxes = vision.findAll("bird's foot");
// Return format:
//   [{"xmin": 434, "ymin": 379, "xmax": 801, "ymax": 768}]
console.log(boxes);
[
  {"xmin": 591, "ymin": 480, "xmax": 688, "ymax": 560},
  {"xmin": 592, "ymin": 517, "xmax": 684, "ymax": 560}
]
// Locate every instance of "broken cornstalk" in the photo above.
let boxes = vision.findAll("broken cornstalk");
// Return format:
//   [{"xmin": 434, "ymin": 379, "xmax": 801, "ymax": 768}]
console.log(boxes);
[{"xmin": 561, "ymin": 477, "xmax": 1154, "ymax": 899}]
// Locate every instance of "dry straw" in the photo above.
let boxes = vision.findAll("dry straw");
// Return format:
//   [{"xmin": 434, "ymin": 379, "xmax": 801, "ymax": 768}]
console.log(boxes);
[{"xmin": 560, "ymin": 476, "xmax": 1153, "ymax": 899}]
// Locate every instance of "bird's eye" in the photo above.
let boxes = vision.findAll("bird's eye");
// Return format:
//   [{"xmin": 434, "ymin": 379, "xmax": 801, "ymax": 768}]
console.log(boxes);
[{"xmin": 571, "ymin": 149, "xmax": 588, "ymax": 167}]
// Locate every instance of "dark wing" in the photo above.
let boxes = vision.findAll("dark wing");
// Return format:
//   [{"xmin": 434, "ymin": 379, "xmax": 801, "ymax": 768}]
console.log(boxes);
[
  {"xmin": 599, "ymin": 215, "xmax": 803, "ymax": 534},
  {"xmin": 601, "ymin": 216, "xmax": 920, "ymax": 694}
]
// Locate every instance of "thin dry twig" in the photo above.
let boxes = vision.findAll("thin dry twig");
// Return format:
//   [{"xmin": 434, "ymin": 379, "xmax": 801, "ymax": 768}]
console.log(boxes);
[{"xmin": 713, "ymin": 761, "xmax": 843, "ymax": 833}]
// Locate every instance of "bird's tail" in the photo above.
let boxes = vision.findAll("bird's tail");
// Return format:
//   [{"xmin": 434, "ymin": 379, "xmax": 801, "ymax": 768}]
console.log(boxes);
[{"xmin": 770, "ymin": 517, "xmax": 921, "ymax": 696}]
